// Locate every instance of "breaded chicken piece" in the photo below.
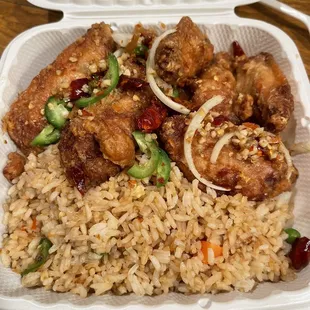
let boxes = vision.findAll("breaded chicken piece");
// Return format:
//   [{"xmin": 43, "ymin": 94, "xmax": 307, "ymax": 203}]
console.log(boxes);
[
  {"xmin": 155, "ymin": 16, "xmax": 214, "ymax": 86},
  {"xmin": 3, "ymin": 23, "xmax": 115, "ymax": 155},
  {"xmin": 189, "ymin": 52, "xmax": 238, "ymax": 123},
  {"xmin": 3, "ymin": 152, "xmax": 26, "ymax": 182},
  {"xmin": 235, "ymin": 53, "xmax": 294, "ymax": 132},
  {"xmin": 59, "ymin": 86, "xmax": 153, "ymax": 193},
  {"xmin": 160, "ymin": 115, "xmax": 297, "ymax": 201},
  {"xmin": 58, "ymin": 125, "xmax": 120, "ymax": 195}
]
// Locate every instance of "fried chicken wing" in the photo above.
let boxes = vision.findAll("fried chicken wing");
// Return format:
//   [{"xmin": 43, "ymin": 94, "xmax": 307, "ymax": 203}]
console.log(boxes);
[
  {"xmin": 59, "ymin": 86, "xmax": 153, "ymax": 193},
  {"xmin": 155, "ymin": 16, "xmax": 214, "ymax": 86},
  {"xmin": 160, "ymin": 115, "xmax": 297, "ymax": 201},
  {"xmin": 235, "ymin": 52, "xmax": 294, "ymax": 132},
  {"xmin": 3, "ymin": 23, "xmax": 115, "ymax": 155}
]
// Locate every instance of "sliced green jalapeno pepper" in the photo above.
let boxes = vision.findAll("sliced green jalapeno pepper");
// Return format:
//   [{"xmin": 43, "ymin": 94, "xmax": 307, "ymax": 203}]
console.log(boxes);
[
  {"xmin": 127, "ymin": 131, "xmax": 160, "ymax": 179},
  {"xmin": 127, "ymin": 131, "xmax": 171, "ymax": 184},
  {"xmin": 75, "ymin": 54, "xmax": 119, "ymax": 108},
  {"xmin": 31, "ymin": 125, "xmax": 60, "ymax": 147},
  {"xmin": 44, "ymin": 96, "xmax": 69, "ymax": 129},
  {"xmin": 156, "ymin": 148, "xmax": 171, "ymax": 187}
]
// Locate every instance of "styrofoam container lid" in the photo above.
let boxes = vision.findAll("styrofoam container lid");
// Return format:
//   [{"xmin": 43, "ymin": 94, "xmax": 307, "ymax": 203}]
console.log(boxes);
[
  {"xmin": 0, "ymin": 1, "xmax": 310, "ymax": 309},
  {"xmin": 28, "ymin": 0, "xmax": 259, "ymax": 12}
]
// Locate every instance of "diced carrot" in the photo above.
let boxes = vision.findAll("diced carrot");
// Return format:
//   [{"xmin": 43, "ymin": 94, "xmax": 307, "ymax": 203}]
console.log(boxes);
[
  {"xmin": 243, "ymin": 122, "xmax": 259, "ymax": 130},
  {"xmin": 20, "ymin": 226, "xmax": 26, "ymax": 231},
  {"xmin": 48, "ymin": 232, "xmax": 55, "ymax": 238},
  {"xmin": 257, "ymin": 150, "xmax": 263, "ymax": 157},
  {"xmin": 137, "ymin": 217, "xmax": 143, "ymax": 223},
  {"xmin": 128, "ymin": 180, "xmax": 137, "ymax": 188},
  {"xmin": 201, "ymin": 241, "xmax": 223, "ymax": 264},
  {"xmin": 31, "ymin": 217, "xmax": 37, "ymax": 231}
]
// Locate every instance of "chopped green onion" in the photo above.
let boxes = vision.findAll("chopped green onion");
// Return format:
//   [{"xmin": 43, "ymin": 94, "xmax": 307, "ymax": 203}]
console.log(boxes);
[
  {"xmin": 172, "ymin": 88, "xmax": 179, "ymax": 98},
  {"xmin": 21, "ymin": 238, "xmax": 52, "ymax": 276}
]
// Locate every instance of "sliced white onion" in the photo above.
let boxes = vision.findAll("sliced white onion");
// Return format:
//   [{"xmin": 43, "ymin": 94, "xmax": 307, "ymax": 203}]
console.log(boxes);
[
  {"xmin": 148, "ymin": 29, "xmax": 176, "ymax": 68},
  {"xmin": 112, "ymin": 33, "xmax": 133, "ymax": 47},
  {"xmin": 184, "ymin": 95, "xmax": 230, "ymax": 191},
  {"xmin": 113, "ymin": 48, "xmax": 124, "ymax": 58},
  {"xmin": 279, "ymin": 142, "xmax": 293, "ymax": 179},
  {"xmin": 275, "ymin": 191, "xmax": 292, "ymax": 207},
  {"xmin": 210, "ymin": 132, "xmax": 236, "ymax": 164},
  {"xmin": 146, "ymin": 29, "xmax": 190, "ymax": 114},
  {"xmin": 290, "ymin": 142, "xmax": 310, "ymax": 155},
  {"xmin": 154, "ymin": 76, "xmax": 173, "ymax": 92}
]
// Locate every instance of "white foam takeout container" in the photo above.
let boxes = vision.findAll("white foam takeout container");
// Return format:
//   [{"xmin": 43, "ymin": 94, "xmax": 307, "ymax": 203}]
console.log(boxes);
[{"xmin": 0, "ymin": 0, "xmax": 310, "ymax": 309}]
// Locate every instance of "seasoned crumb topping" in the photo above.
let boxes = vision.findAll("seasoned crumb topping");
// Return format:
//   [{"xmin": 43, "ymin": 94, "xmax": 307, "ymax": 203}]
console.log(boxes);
[
  {"xmin": 197, "ymin": 114, "xmax": 284, "ymax": 163},
  {"xmin": 69, "ymin": 57, "xmax": 78, "ymax": 63}
]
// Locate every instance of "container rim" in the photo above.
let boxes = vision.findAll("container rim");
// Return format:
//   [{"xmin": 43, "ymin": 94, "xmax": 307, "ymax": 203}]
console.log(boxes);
[{"xmin": 27, "ymin": 0, "xmax": 259, "ymax": 15}]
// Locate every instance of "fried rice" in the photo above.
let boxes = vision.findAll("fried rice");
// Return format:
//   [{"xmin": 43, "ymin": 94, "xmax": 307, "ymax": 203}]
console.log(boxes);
[{"xmin": 0, "ymin": 145, "xmax": 295, "ymax": 297}]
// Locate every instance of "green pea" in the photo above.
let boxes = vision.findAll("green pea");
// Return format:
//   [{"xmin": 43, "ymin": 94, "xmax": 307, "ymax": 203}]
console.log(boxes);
[{"xmin": 285, "ymin": 228, "xmax": 301, "ymax": 244}]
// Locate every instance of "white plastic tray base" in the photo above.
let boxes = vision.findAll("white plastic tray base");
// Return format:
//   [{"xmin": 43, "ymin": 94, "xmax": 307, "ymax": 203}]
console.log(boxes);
[{"xmin": 0, "ymin": 20, "xmax": 310, "ymax": 309}]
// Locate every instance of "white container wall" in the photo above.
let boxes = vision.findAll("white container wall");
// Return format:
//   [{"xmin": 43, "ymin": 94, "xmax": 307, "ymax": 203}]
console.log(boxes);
[{"xmin": 0, "ymin": 0, "xmax": 309, "ymax": 308}]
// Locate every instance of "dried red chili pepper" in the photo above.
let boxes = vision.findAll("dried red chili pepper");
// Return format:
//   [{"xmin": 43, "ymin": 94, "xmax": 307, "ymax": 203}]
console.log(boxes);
[
  {"xmin": 70, "ymin": 78, "xmax": 90, "ymax": 101},
  {"xmin": 232, "ymin": 41, "xmax": 246, "ymax": 58},
  {"xmin": 137, "ymin": 99, "xmax": 167, "ymax": 133},
  {"xmin": 118, "ymin": 75, "xmax": 148, "ymax": 91},
  {"xmin": 289, "ymin": 237, "xmax": 310, "ymax": 270},
  {"xmin": 243, "ymin": 122, "xmax": 259, "ymax": 130},
  {"xmin": 81, "ymin": 110, "xmax": 93, "ymax": 117},
  {"xmin": 212, "ymin": 115, "xmax": 228, "ymax": 127}
]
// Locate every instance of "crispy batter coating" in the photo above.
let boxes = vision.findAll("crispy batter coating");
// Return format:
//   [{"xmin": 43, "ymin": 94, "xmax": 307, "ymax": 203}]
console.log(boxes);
[
  {"xmin": 160, "ymin": 115, "xmax": 297, "ymax": 201},
  {"xmin": 233, "ymin": 93, "xmax": 254, "ymax": 121},
  {"xmin": 58, "ymin": 125, "xmax": 120, "ymax": 195},
  {"xmin": 189, "ymin": 52, "xmax": 238, "ymax": 122},
  {"xmin": 235, "ymin": 53, "xmax": 294, "ymax": 132},
  {"xmin": 3, "ymin": 152, "xmax": 26, "ymax": 182},
  {"xmin": 121, "ymin": 55, "xmax": 146, "ymax": 80},
  {"xmin": 3, "ymin": 23, "xmax": 115, "ymax": 155},
  {"xmin": 155, "ymin": 16, "xmax": 214, "ymax": 86}
]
